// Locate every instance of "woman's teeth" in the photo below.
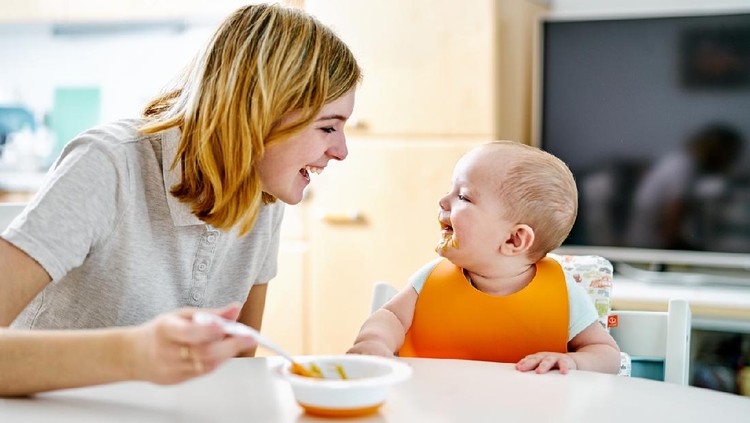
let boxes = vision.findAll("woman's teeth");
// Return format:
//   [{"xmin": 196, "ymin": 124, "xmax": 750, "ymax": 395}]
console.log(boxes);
[{"xmin": 305, "ymin": 165, "xmax": 322, "ymax": 175}]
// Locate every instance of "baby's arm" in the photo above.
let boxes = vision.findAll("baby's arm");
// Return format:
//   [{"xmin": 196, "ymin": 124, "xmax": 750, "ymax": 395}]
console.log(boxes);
[
  {"xmin": 347, "ymin": 286, "xmax": 418, "ymax": 357},
  {"xmin": 515, "ymin": 322, "xmax": 620, "ymax": 374},
  {"xmin": 565, "ymin": 321, "xmax": 621, "ymax": 373}
]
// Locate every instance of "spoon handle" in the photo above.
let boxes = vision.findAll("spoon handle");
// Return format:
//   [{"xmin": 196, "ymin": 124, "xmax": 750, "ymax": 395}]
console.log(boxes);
[{"xmin": 193, "ymin": 312, "xmax": 295, "ymax": 362}]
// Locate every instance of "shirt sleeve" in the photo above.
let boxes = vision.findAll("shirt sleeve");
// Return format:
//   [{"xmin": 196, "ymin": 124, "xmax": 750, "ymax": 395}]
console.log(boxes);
[
  {"xmin": 566, "ymin": 270, "xmax": 600, "ymax": 341},
  {"xmin": 2, "ymin": 135, "xmax": 128, "ymax": 282}
]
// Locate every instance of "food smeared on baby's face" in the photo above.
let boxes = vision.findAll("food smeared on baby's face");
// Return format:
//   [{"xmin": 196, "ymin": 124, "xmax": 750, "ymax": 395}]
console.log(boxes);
[{"xmin": 436, "ymin": 218, "xmax": 458, "ymax": 252}]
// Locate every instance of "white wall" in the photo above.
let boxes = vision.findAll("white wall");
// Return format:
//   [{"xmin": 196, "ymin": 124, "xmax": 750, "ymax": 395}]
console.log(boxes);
[
  {"xmin": 0, "ymin": 22, "xmax": 218, "ymax": 126},
  {"xmin": 551, "ymin": 0, "xmax": 750, "ymax": 15}
]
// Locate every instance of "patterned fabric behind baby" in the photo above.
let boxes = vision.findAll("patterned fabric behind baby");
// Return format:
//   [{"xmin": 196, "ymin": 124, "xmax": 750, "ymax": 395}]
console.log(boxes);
[{"xmin": 547, "ymin": 253, "xmax": 613, "ymax": 330}]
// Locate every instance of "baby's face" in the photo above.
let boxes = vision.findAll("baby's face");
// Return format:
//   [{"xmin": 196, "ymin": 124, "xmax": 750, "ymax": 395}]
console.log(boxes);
[{"xmin": 436, "ymin": 146, "xmax": 515, "ymax": 269}]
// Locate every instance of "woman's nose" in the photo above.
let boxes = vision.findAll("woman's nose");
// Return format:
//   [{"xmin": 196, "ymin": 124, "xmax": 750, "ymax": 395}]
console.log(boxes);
[{"xmin": 327, "ymin": 135, "xmax": 348, "ymax": 161}]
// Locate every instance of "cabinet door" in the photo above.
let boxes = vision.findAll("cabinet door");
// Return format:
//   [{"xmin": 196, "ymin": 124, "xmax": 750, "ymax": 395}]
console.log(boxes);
[
  {"xmin": 259, "ymin": 239, "xmax": 307, "ymax": 356},
  {"xmin": 306, "ymin": 137, "xmax": 484, "ymax": 354},
  {"xmin": 259, "ymin": 202, "xmax": 310, "ymax": 356},
  {"xmin": 306, "ymin": 0, "xmax": 496, "ymax": 136}
]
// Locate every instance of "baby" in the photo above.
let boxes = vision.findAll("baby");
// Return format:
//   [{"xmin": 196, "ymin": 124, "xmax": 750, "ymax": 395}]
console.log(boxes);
[{"xmin": 348, "ymin": 141, "xmax": 620, "ymax": 374}]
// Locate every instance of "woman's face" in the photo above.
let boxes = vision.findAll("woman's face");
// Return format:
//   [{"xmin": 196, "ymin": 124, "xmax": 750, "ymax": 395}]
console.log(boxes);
[{"xmin": 259, "ymin": 90, "xmax": 355, "ymax": 205}]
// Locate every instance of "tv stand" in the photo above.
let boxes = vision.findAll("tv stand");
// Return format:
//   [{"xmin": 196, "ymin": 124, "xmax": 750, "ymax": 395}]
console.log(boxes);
[{"xmin": 615, "ymin": 261, "xmax": 750, "ymax": 288}]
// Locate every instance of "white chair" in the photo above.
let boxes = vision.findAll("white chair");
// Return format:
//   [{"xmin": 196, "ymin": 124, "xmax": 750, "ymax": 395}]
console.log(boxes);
[
  {"xmin": 369, "ymin": 281, "xmax": 398, "ymax": 315},
  {"xmin": 0, "ymin": 202, "xmax": 26, "ymax": 231},
  {"xmin": 610, "ymin": 299, "xmax": 691, "ymax": 385}
]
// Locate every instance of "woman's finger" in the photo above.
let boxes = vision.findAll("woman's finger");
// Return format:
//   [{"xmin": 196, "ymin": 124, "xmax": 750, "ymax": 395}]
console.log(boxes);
[
  {"xmin": 196, "ymin": 336, "xmax": 256, "ymax": 368},
  {"xmin": 158, "ymin": 313, "xmax": 224, "ymax": 346}
]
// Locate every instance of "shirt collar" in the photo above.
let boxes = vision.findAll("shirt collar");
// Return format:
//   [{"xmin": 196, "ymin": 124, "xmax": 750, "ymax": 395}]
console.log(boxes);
[{"xmin": 161, "ymin": 127, "xmax": 205, "ymax": 227}]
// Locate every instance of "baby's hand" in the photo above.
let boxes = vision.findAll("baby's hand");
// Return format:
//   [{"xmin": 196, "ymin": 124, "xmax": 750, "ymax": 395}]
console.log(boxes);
[
  {"xmin": 515, "ymin": 352, "xmax": 577, "ymax": 374},
  {"xmin": 346, "ymin": 340, "xmax": 394, "ymax": 357}
]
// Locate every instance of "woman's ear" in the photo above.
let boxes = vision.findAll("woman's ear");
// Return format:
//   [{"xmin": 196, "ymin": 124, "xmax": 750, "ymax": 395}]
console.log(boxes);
[{"xmin": 500, "ymin": 224, "xmax": 535, "ymax": 256}]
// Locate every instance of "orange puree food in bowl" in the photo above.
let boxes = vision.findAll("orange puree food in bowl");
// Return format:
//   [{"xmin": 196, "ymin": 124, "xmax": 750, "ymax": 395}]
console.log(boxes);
[{"xmin": 290, "ymin": 362, "xmax": 348, "ymax": 380}]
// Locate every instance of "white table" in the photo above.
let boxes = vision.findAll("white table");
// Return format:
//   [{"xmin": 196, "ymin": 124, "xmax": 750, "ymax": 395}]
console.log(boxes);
[{"xmin": 2, "ymin": 357, "xmax": 748, "ymax": 422}]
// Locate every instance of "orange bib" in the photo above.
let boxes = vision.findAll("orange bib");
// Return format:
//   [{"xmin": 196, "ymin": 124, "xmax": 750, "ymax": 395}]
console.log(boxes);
[{"xmin": 399, "ymin": 257, "xmax": 569, "ymax": 362}]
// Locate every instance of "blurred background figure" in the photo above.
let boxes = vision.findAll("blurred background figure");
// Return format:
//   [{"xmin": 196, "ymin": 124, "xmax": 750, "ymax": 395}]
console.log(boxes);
[{"xmin": 626, "ymin": 122, "xmax": 744, "ymax": 250}]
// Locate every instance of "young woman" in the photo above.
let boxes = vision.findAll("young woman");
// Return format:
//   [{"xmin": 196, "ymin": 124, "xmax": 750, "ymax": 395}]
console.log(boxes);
[{"xmin": 0, "ymin": 3, "xmax": 361, "ymax": 396}]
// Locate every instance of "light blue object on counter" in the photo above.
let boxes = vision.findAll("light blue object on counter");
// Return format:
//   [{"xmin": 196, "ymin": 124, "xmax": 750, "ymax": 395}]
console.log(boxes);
[
  {"xmin": 0, "ymin": 106, "xmax": 35, "ymax": 148},
  {"xmin": 49, "ymin": 87, "xmax": 101, "ymax": 163}
]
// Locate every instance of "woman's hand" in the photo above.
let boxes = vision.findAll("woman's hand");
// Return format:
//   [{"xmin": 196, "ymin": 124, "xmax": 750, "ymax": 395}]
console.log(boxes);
[{"xmin": 125, "ymin": 304, "xmax": 258, "ymax": 385}]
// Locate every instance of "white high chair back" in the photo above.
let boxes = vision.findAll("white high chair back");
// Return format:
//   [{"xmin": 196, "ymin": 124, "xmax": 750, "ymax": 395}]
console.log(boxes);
[
  {"xmin": 370, "ymin": 282, "xmax": 398, "ymax": 315},
  {"xmin": 548, "ymin": 254, "xmax": 691, "ymax": 385},
  {"xmin": 609, "ymin": 299, "xmax": 691, "ymax": 385}
]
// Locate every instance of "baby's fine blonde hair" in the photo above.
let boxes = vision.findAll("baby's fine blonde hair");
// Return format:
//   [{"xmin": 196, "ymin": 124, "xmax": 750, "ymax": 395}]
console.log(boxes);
[
  {"xmin": 140, "ymin": 3, "xmax": 361, "ymax": 235},
  {"xmin": 488, "ymin": 141, "xmax": 578, "ymax": 261}
]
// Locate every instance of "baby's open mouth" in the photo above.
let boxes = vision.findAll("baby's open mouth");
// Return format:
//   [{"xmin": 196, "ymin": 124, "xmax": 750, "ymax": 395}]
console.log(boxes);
[{"xmin": 436, "ymin": 222, "xmax": 456, "ymax": 252}]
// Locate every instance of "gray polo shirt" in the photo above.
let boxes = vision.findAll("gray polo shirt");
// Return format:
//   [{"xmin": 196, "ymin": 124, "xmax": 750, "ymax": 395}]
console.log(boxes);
[{"xmin": 5, "ymin": 118, "xmax": 284, "ymax": 329}]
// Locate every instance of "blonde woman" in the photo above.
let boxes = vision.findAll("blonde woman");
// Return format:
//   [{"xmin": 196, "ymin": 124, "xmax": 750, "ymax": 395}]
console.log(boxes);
[{"xmin": 0, "ymin": 3, "xmax": 361, "ymax": 396}]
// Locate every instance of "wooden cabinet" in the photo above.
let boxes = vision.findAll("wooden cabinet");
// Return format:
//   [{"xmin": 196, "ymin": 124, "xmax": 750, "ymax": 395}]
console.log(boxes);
[
  {"xmin": 305, "ymin": 137, "xmax": 484, "ymax": 354},
  {"xmin": 306, "ymin": 0, "xmax": 495, "ymax": 137},
  {"xmin": 306, "ymin": 0, "xmax": 548, "ymax": 142},
  {"xmin": 259, "ymin": 200, "xmax": 309, "ymax": 356},
  {"xmin": 278, "ymin": 0, "xmax": 548, "ymax": 355},
  {"xmin": 259, "ymin": 239, "xmax": 308, "ymax": 356}
]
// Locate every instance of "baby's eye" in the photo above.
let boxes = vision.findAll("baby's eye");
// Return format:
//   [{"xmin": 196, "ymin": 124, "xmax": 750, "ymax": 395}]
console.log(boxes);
[
  {"xmin": 321, "ymin": 127, "xmax": 336, "ymax": 134},
  {"xmin": 458, "ymin": 194, "xmax": 469, "ymax": 202}
]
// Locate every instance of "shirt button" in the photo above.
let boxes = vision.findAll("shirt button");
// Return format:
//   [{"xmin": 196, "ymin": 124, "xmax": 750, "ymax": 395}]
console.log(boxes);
[
  {"xmin": 192, "ymin": 292, "xmax": 201, "ymax": 301},
  {"xmin": 206, "ymin": 235, "xmax": 216, "ymax": 243},
  {"xmin": 198, "ymin": 262, "xmax": 207, "ymax": 271}
]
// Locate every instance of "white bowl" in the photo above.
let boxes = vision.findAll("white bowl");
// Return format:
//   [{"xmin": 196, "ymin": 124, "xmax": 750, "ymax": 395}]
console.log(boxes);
[{"xmin": 278, "ymin": 355, "xmax": 412, "ymax": 417}]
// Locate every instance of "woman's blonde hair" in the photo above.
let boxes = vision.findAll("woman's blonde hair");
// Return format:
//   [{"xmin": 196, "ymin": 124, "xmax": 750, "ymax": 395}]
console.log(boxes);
[
  {"xmin": 488, "ymin": 141, "xmax": 578, "ymax": 261},
  {"xmin": 140, "ymin": 3, "xmax": 361, "ymax": 235}
]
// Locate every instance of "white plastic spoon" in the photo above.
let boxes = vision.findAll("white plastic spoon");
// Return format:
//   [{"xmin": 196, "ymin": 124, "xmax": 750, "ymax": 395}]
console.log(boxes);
[{"xmin": 192, "ymin": 311, "xmax": 319, "ymax": 378}]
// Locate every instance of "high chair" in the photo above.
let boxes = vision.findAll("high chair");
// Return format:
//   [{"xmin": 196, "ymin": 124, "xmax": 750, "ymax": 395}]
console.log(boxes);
[{"xmin": 369, "ymin": 254, "xmax": 692, "ymax": 385}]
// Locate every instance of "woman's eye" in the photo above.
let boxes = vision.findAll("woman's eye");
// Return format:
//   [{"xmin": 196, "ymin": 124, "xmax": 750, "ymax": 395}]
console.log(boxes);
[{"xmin": 321, "ymin": 127, "xmax": 336, "ymax": 134}]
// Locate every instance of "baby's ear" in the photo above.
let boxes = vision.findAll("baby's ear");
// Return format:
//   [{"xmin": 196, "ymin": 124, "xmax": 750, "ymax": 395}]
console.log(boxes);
[{"xmin": 500, "ymin": 224, "xmax": 535, "ymax": 256}]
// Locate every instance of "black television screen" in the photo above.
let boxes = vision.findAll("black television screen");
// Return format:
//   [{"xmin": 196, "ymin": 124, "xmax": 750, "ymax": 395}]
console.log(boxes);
[{"xmin": 538, "ymin": 12, "xmax": 750, "ymax": 268}]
